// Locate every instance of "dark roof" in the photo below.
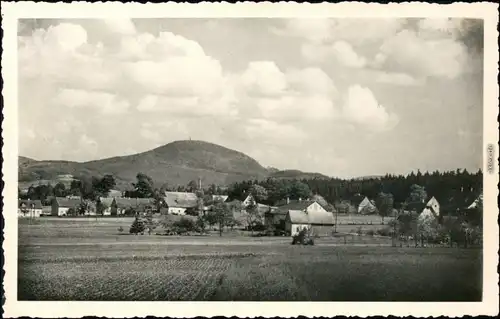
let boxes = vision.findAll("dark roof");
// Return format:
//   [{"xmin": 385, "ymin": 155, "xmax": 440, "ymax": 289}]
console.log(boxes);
[
  {"xmin": 54, "ymin": 197, "xmax": 81, "ymax": 208},
  {"xmin": 19, "ymin": 199, "xmax": 43, "ymax": 210},
  {"xmin": 257, "ymin": 203, "xmax": 277, "ymax": 215},
  {"xmin": 114, "ymin": 197, "xmax": 154, "ymax": 209},
  {"xmin": 287, "ymin": 210, "xmax": 334, "ymax": 225},
  {"xmin": 276, "ymin": 200, "xmax": 316, "ymax": 213},
  {"xmin": 161, "ymin": 214, "xmax": 198, "ymax": 226},
  {"xmin": 164, "ymin": 191, "xmax": 198, "ymax": 209}
]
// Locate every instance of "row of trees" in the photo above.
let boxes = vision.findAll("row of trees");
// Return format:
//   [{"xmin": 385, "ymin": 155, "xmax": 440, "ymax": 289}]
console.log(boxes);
[{"xmin": 19, "ymin": 175, "xmax": 117, "ymax": 204}]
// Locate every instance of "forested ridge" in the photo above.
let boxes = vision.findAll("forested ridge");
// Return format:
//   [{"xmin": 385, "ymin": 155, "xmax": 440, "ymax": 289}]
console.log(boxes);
[{"xmin": 227, "ymin": 169, "xmax": 483, "ymax": 213}]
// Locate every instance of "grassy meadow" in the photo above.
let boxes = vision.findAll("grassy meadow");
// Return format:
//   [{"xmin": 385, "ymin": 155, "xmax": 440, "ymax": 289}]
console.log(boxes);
[{"xmin": 18, "ymin": 217, "xmax": 482, "ymax": 301}]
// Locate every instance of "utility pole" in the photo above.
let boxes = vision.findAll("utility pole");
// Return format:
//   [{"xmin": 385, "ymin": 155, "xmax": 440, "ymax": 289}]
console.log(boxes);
[{"xmin": 334, "ymin": 204, "xmax": 338, "ymax": 234}]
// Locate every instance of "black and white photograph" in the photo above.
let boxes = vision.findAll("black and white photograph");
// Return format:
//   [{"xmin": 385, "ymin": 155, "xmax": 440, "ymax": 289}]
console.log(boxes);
[{"xmin": 2, "ymin": 2, "xmax": 498, "ymax": 318}]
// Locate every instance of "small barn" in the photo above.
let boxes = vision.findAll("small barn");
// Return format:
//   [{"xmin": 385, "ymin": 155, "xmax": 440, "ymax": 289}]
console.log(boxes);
[
  {"xmin": 51, "ymin": 197, "xmax": 81, "ymax": 216},
  {"xmin": 164, "ymin": 191, "xmax": 198, "ymax": 215},
  {"xmin": 18, "ymin": 199, "xmax": 43, "ymax": 218}
]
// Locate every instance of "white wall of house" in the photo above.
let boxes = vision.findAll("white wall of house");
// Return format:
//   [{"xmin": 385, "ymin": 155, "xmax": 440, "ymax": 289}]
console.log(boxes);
[
  {"xmin": 168, "ymin": 207, "xmax": 187, "ymax": 215},
  {"xmin": 17, "ymin": 208, "xmax": 42, "ymax": 218},
  {"xmin": 426, "ymin": 197, "xmax": 440, "ymax": 216},
  {"xmin": 58, "ymin": 207, "xmax": 70, "ymax": 216},
  {"xmin": 286, "ymin": 222, "xmax": 311, "ymax": 236},
  {"xmin": 242, "ymin": 195, "xmax": 254, "ymax": 207}
]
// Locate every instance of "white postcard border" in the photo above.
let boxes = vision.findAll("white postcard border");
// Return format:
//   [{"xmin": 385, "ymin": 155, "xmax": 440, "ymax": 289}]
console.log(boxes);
[{"xmin": 2, "ymin": 2, "xmax": 499, "ymax": 318}]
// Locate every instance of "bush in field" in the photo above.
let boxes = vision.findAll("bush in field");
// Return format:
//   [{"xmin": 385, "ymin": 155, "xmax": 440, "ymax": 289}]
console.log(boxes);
[
  {"xmin": 172, "ymin": 217, "xmax": 196, "ymax": 234},
  {"xmin": 124, "ymin": 207, "xmax": 137, "ymax": 217},
  {"xmin": 118, "ymin": 226, "xmax": 124, "ymax": 233},
  {"xmin": 356, "ymin": 226, "xmax": 363, "ymax": 235},
  {"xmin": 366, "ymin": 229, "xmax": 375, "ymax": 236},
  {"xmin": 67, "ymin": 208, "xmax": 76, "ymax": 216},
  {"xmin": 129, "ymin": 217, "xmax": 145, "ymax": 235},
  {"xmin": 376, "ymin": 227, "xmax": 392, "ymax": 237},
  {"xmin": 292, "ymin": 227, "xmax": 314, "ymax": 245},
  {"xmin": 195, "ymin": 216, "xmax": 208, "ymax": 233}
]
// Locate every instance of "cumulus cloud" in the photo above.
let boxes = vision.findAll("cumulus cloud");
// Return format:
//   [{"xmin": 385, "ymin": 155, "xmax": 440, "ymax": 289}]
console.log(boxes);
[
  {"xmin": 239, "ymin": 61, "xmax": 287, "ymax": 96},
  {"xmin": 342, "ymin": 85, "xmax": 399, "ymax": 131},
  {"xmin": 274, "ymin": 17, "xmax": 473, "ymax": 80},
  {"xmin": 236, "ymin": 62, "xmax": 338, "ymax": 121},
  {"xmin": 418, "ymin": 18, "xmax": 462, "ymax": 36},
  {"xmin": 285, "ymin": 67, "xmax": 337, "ymax": 95},
  {"xmin": 271, "ymin": 18, "xmax": 334, "ymax": 43},
  {"xmin": 103, "ymin": 19, "xmax": 137, "ymax": 35},
  {"xmin": 331, "ymin": 41, "xmax": 367, "ymax": 68},
  {"xmin": 273, "ymin": 18, "xmax": 404, "ymax": 45},
  {"xmin": 244, "ymin": 119, "xmax": 306, "ymax": 146},
  {"xmin": 301, "ymin": 40, "xmax": 367, "ymax": 68},
  {"xmin": 378, "ymin": 29, "xmax": 468, "ymax": 79},
  {"xmin": 52, "ymin": 88, "xmax": 130, "ymax": 114},
  {"xmin": 374, "ymin": 72, "xmax": 424, "ymax": 86}
]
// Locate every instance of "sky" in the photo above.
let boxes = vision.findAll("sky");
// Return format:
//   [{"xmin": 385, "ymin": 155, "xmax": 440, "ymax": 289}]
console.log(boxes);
[{"xmin": 18, "ymin": 18, "xmax": 484, "ymax": 179}]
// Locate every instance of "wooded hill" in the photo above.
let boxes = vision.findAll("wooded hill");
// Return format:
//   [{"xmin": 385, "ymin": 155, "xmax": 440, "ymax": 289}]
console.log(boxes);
[{"xmin": 19, "ymin": 140, "xmax": 330, "ymax": 190}]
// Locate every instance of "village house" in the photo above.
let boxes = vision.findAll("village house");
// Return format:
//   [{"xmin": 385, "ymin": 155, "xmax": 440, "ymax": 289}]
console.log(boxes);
[
  {"xmin": 18, "ymin": 199, "xmax": 43, "ymax": 218},
  {"xmin": 164, "ymin": 191, "xmax": 198, "ymax": 215},
  {"xmin": 51, "ymin": 197, "xmax": 81, "ymax": 216},
  {"xmin": 357, "ymin": 197, "xmax": 377, "ymax": 214},
  {"xmin": 281, "ymin": 200, "xmax": 334, "ymax": 236},
  {"xmin": 113, "ymin": 197, "xmax": 155, "ymax": 215}
]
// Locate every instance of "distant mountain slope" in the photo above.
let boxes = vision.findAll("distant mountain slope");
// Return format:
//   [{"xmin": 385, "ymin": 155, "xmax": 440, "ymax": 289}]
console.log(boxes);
[
  {"xmin": 269, "ymin": 169, "xmax": 330, "ymax": 180},
  {"xmin": 19, "ymin": 140, "xmax": 270, "ymax": 190}
]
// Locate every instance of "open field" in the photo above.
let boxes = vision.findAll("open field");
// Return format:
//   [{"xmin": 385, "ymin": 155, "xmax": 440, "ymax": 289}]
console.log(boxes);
[{"xmin": 18, "ymin": 219, "xmax": 482, "ymax": 301}]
